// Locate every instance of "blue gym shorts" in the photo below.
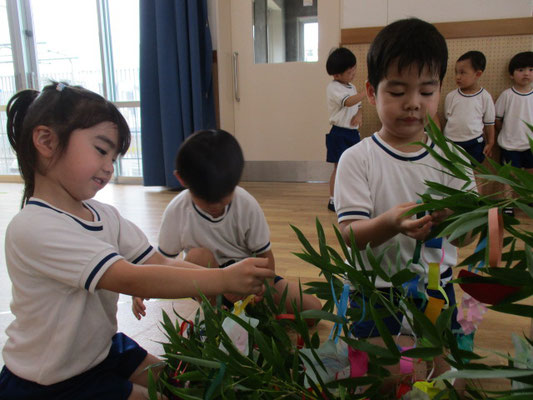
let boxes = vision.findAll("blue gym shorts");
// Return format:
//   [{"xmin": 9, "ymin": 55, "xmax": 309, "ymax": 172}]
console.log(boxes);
[
  {"xmin": 349, "ymin": 268, "xmax": 460, "ymax": 338},
  {"xmin": 501, "ymin": 148, "xmax": 533, "ymax": 169},
  {"xmin": 453, "ymin": 135, "xmax": 485, "ymax": 164},
  {"xmin": 326, "ymin": 125, "xmax": 360, "ymax": 163},
  {"xmin": 0, "ymin": 332, "xmax": 148, "ymax": 400}
]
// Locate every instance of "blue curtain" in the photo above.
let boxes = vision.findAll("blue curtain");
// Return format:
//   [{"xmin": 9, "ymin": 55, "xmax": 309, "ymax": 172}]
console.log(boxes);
[{"xmin": 140, "ymin": 0, "xmax": 215, "ymax": 187}]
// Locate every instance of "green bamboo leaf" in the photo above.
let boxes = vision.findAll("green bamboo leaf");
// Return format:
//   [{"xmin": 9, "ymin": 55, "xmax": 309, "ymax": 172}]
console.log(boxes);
[
  {"xmin": 527, "ymin": 246, "xmax": 533, "ymax": 279},
  {"xmin": 290, "ymin": 224, "xmax": 321, "ymax": 259},
  {"xmin": 343, "ymin": 336, "xmax": 396, "ymax": 358},
  {"xmin": 435, "ymin": 306, "xmax": 455, "ymax": 335},
  {"xmin": 403, "ymin": 301, "xmax": 441, "ymax": 346},
  {"xmin": 370, "ymin": 293, "xmax": 400, "ymax": 357},
  {"xmin": 516, "ymin": 202, "xmax": 533, "ymax": 219},
  {"xmin": 439, "ymin": 213, "xmax": 486, "ymax": 239},
  {"xmin": 147, "ymin": 369, "xmax": 158, "ymax": 400},
  {"xmin": 333, "ymin": 224, "xmax": 355, "ymax": 265},
  {"xmin": 447, "ymin": 216, "xmax": 488, "ymax": 242},
  {"xmin": 173, "ymin": 354, "xmax": 222, "ymax": 369},
  {"xmin": 401, "ymin": 347, "xmax": 442, "ymax": 358},
  {"xmin": 437, "ymin": 368, "xmax": 533, "ymax": 380},
  {"xmin": 476, "ymin": 174, "xmax": 524, "ymax": 187},
  {"xmin": 299, "ymin": 309, "xmax": 345, "ymax": 323},
  {"xmin": 365, "ymin": 245, "xmax": 391, "ymax": 283},
  {"xmin": 390, "ymin": 269, "xmax": 417, "ymax": 287},
  {"xmin": 489, "ymin": 303, "xmax": 533, "ymax": 318}
]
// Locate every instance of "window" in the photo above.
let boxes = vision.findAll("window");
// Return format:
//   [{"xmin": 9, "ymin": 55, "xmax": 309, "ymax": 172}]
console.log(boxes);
[{"xmin": 0, "ymin": 0, "xmax": 142, "ymax": 179}]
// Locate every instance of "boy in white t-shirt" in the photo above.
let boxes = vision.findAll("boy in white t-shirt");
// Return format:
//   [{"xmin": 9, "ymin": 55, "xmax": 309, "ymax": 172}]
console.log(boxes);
[
  {"xmin": 335, "ymin": 18, "xmax": 476, "ymax": 388},
  {"xmin": 133, "ymin": 130, "xmax": 321, "ymax": 318},
  {"xmin": 494, "ymin": 51, "xmax": 533, "ymax": 215},
  {"xmin": 444, "ymin": 51, "xmax": 495, "ymax": 164},
  {"xmin": 325, "ymin": 47, "xmax": 366, "ymax": 212}
]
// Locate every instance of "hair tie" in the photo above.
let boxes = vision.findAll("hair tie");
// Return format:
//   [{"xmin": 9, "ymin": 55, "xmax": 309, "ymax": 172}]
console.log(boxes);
[{"xmin": 56, "ymin": 82, "xmax": 66, "ymax": 92}]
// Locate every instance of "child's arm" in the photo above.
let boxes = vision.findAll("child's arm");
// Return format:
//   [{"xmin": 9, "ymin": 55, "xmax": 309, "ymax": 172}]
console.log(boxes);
[
  {"xmin": 339, "ymin": 202, "xmax": 433, "ymax": 249},
  {"xmin": 350, "ymin": 108, "xmax": 363, "ymax": 128},
  {"xmin": 98, "ymin": 256, "xmax": 274, "ymax": 299},
  {"xmin": 483, "ymin": 124, "xmax": 495, "ymax": 157},
  {"xmin": 131, "ymin": 252, "xmax": 207, "ymax": 319},
  {"xmin": 344, "ymin": 91, "xmax": 366, "ymax": 108},
  {"xmin": 495, "ymin": 118, "xmax": 503, "ymax": 135},
  {"xmin": 146, "ymin": 251, "xmax": 205, "ymax": 269}
]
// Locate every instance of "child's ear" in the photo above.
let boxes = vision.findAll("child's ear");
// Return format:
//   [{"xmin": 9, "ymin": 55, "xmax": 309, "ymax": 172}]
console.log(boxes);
[
  {"xmin": 174, "ymin": 170, "xmax": 187, "ymax": 187},
  {"xmin": 475, "ymin": 70, "xmax": 483, "ymax": 78},
  {"xmin": 366, "ymin": 80, "xmax": 377, "ymax": 106},
  {"xmin": 33, "ymin": 125, "xmax": 58, "ymax": 159}
]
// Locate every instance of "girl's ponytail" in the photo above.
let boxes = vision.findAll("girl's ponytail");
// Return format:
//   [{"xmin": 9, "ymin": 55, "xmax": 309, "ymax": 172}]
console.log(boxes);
[{"xmin": 6, "ymin": 89, "xmax": 40, "ymax": 207}]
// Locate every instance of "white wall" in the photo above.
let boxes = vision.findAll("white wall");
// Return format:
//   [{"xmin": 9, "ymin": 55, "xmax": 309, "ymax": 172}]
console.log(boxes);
[{"xmin": 342, "ymin": 0, "xmax": 533, "ymax": 28}]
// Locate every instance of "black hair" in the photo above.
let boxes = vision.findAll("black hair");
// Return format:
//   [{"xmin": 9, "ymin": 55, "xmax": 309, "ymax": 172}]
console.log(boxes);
[
  {"xmin": 367, "ymin": 18, "xmax": 448, "ymax": 90},
  {"xmin": 458, "ymin": 50, "xmax": 486, "ymax": 72},
  {"xmin": 508, "ymin": 51, "xmax": 533, "ymax": 75},
  {"xmin": 6, "ymin": 81, "xmax": 131, "ymax": 207},
  {"xmin": 326, "ymin": 47, "xmax": 357, "ymax": 76},
  {"xmin": 176, "ymin": 129, "xmax": 244, "ymax": 203}
]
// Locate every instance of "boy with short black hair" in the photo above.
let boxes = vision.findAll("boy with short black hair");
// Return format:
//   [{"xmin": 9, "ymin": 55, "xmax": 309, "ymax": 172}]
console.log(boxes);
[
  {"xmin": 325, "ymin": 47, "xmax": 365, "ymax": 212},
  {"xmin": 133, "ymin": 129, "xmax": 321, "ymax": 318},
  {"xmin": 495, "ymin": 51, "xmax": 533, "ymax": 170},
  {"xmin": 335, "ymin": 18, "xmax": 475, "ymax": 385},
  {"xmin": 494, "ymin": 51, "xmax": 533, "ymax": 216},
  {"xmin": 444, "ymin": 51, "xmax": 496, "ymax": 164}
]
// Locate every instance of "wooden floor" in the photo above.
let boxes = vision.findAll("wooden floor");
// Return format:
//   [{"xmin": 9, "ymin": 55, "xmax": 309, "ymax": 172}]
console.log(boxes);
[{"xmin": 0, "ymin": 181, "xmax": 531, "ymax": 390}]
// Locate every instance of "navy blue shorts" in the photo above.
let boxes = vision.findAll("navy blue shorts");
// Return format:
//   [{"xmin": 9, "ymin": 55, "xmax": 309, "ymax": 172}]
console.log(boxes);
[
  {"xmin": 0, "ymin": 333, "xmax": 148, "ymax": 400},
  {"xmin": 219, "ymin": 259, "xmax": 283, "ymax": 308},
  {"xmin": 453, "ymin": 136, "xmax": 485, "ymax": 164},
  {"xmin": 501, "ymin": 148, "xmax": 533, "ymax": 169},
  {"xmin": 349, "ymin": 269, "xmax": 459, "ymax": 338},
  {"xmin": 326, "ymin": 125, "xmax": 360, "ymax": 163}
]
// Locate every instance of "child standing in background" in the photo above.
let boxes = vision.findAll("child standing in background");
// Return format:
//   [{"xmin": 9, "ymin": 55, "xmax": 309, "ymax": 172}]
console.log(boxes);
[
  {"xmin": 444, "ymin": 51, "xmax": 495, "ymax": 164},
  {"xmin": 325, "ymin": 47, "xmax": 365, "ymax": 212},
  {"xmin": 0, "ymin": 83, "xmax": 273, "ymax": 400},
  {"xmin": 133, "ymin": 129, "xmax": 322, "ymax": 319},
  {"xmin": 495, "ymin": 51, "xmax": 533, "ymax": 216}
]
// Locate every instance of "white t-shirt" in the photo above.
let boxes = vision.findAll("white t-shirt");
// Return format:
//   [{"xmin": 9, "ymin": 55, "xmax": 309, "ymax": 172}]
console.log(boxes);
[
  {"xmin": 3, "ymin": 198, "xmax": 155, "ymax": 385},
  {"xmin": 327, "ymin": 80, "xmax": 361, "ymax": 129},
  {"xmin": 495, "ymin": 87, "xmax": 533, "ymax": 151},
  {"xmin": 334, "ymin": 133, "xmax": 475, "ymax": 288},
  {"xmin": 158, "ymin": 186, "xmax": 271, "ymax": 265},
  {"xmin": 444, "ymin": 88, "xmax": 495, "ymax": 142}
]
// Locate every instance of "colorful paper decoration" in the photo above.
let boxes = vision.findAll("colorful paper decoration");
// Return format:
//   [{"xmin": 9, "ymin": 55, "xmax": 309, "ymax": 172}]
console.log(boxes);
[{"xmin": 456, "ymin": 293, "xmax": 487, "ymax": 335}]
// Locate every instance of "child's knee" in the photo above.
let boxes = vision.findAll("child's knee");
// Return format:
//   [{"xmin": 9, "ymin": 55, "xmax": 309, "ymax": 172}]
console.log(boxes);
[{"xmin": 274, "ymin": 280, "xmax": 321, "ymax": 312}]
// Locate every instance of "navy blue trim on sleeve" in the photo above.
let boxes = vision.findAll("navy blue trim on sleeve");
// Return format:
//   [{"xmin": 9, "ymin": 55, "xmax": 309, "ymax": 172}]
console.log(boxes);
[
  {"xmin": 132, "ymin": 246, "xmax": 154, "ymax": 264},
  {"xmin": 253, "ymin": 242, "xmax": 271, "ymax": 255},
  {"xmin": 85, "ymin": 252, "xmax": 119, "ymax": 290},
  {"xmin": 338, "ymin": 211, "xmax": 370, "ymax": 219},
  {"xmin": 158, "ymin": 246, "xmax": 179, "ymax": 258}
]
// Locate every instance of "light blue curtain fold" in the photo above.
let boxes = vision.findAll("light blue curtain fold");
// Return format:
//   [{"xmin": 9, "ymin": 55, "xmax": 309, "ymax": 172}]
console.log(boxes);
[{"xmin": 140, "ymin": 0, "xmax": 215, "ymax": 187}]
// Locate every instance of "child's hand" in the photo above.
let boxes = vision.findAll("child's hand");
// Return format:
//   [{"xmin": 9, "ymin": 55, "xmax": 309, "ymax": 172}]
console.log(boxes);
[
  {"xmin": 350, "ymin": 114, "xmax": 362, "ymax": 127},
  {"xmin": 388, "ymin": 202, "xmax": 433, "ymax": 241},
  {"xmin": 483, "ymin": 142, "xmax": 493, "ymax": 158},
  {"xmin": 222, "ymin": 257, "xmax": 274, "ymax": 296},
  {"xmin": 430, "ymin": 208, "xmax": 453, "ymax": 226},
  {"xmin": 132, "ymin": 296, "xmax": 148, "ymax": 320}
]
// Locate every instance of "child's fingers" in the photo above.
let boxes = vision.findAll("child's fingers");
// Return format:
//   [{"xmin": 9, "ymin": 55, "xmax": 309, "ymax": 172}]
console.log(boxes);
[{"xmin": 253, "ymin": 266, "xmax": 276, "ymax": 280}]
